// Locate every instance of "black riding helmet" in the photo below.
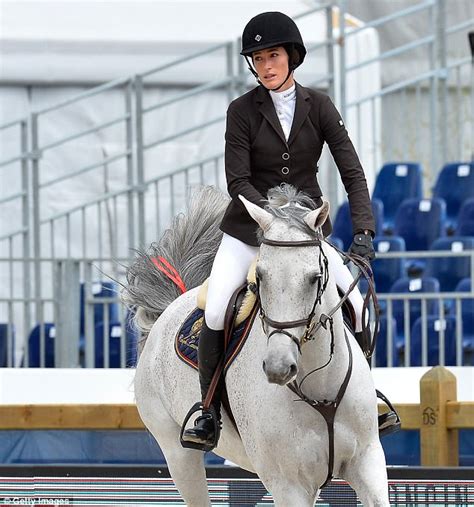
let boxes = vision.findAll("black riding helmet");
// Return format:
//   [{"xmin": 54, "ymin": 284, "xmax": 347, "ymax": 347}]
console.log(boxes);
[{"xmin": 241, "ymin": 12, "xmax": 306, "ymax": 90}]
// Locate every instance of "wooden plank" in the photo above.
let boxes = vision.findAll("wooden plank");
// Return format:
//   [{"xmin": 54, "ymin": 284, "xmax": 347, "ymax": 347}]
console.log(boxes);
[
  {"xmin": 0, "ymin": 404, "xmax": 145, "ymax": 430},
  {"xmin": 379, "ymin": 403, "xmax": 420, "ymax": 430},
  {"xmin": 447, "ymin": 401, "xmax": 474, "ymax": 429},
  {"xmin": 1, "ymin": 402, "xmax": 471, "ymax": 431}
]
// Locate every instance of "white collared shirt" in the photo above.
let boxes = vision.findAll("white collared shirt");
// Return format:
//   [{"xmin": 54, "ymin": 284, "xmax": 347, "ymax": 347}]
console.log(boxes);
[{"xmin": 269, "ymin": 84, "xmax": 296, "ymax": 141}]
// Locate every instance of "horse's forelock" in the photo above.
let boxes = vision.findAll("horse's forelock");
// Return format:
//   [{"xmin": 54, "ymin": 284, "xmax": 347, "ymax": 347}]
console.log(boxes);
[{"xmin": 260, "ymin": 184, "xmax": 319, "ymax": 239}]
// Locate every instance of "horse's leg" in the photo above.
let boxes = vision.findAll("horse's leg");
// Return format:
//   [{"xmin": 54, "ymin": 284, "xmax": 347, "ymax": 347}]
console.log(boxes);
[
  {"xmin": 268, "ymin": 484, "xmax": 317, "ymax": 507},
  {"xmin": 139, "ymin": 405, "xmax": 211, "ymax": 506},
  {"xmin": 135, "ymin": 360, "xmax": 211, "ymax": 507},
  {"xmin": 257, "ymin": 469, "xmax": 318, "ymax": 507},
  {"xmin": 343, "ymin": 440, "xmax": 390, "ymax": 507}
]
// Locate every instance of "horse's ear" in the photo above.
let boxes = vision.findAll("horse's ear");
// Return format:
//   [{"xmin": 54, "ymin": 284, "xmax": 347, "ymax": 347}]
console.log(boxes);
[
  {"xmin": 304, "ymin": 200, "xmax": 330, "ymax": 231},
  {"xmin": 239, "ymin": 195, "xmax": 274, "ymax": 231}
]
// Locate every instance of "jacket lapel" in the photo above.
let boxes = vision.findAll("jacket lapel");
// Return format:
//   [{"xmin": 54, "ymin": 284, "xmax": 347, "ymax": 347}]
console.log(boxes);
[
  {"xmin": 256, "ymin": 85, "xmax": 288, "ymax": 146},
  {"xmin": 288, "ymin": 83, "xmax": 311, "ymax": 146}
]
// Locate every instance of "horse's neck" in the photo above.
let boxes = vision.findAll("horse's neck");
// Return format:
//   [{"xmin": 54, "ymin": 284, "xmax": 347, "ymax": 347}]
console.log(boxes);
[{"xmin": 298, "ymin": 286, "xmax": 350, "ymax": 400}]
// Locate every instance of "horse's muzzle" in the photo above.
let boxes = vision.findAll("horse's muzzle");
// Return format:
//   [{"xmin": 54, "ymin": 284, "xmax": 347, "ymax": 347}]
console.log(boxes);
[{"xmin": 263, "ymin": 360, "xmax": 297, "ymax": 385}]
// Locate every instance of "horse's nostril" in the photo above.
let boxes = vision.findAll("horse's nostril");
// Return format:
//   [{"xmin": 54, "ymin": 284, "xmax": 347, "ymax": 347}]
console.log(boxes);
[
  {"xmin": 262, "ymin": 361, "xmax": 266, "ymax": 373},
  {"xmin": 289, "ymin": 363, "xmax": 297, "ymax": 377}
]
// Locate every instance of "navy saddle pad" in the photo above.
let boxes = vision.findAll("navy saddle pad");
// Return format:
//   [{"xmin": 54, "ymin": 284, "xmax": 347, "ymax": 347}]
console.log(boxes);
[{"xmin": 175, "ymin": 306, "xmax": 258, "ymax": 373}]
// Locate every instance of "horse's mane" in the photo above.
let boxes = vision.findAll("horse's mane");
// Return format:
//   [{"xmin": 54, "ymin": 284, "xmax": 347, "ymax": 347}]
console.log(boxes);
[{"xmin": 259, "ymin": 183, "xmax": 319, "ymax": 240}]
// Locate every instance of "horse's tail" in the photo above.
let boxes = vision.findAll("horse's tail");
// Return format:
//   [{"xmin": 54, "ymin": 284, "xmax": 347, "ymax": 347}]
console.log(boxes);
[{"xmin": 122, "ymin": 186, "xmax": 230, "ymax": 336}]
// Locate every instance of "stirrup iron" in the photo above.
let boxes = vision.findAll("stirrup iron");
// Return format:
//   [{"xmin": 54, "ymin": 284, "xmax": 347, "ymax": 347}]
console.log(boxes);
[
  {"xmin": 180, "ymin": 402, "xmax": 221, "ymax": 452},
  {"xmin": 376, "ymin": 389, "xmax": 401, "ymax": 437}
]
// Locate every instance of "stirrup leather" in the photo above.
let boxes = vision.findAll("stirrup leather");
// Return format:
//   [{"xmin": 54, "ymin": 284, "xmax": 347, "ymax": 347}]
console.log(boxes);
[{"xmin": 180, "ymin": 402, "xmax": 221, "ymax": 452}]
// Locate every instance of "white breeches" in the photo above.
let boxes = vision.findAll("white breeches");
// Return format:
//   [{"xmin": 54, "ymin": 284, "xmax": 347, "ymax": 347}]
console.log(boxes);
[{"xmin": 205, "ymin": 233, "xmax": 365, "ymax": 332}]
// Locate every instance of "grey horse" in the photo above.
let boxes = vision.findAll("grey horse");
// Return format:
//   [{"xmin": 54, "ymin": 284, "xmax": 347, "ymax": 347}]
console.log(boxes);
[{"xmin": 125, "ymin": 185, "xmax": 389, "ymax": 506}]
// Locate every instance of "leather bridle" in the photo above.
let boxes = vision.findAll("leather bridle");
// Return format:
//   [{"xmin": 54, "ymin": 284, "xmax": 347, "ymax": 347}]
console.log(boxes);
[{"xmin": 257, "ymin": 235, "xmax": 330, "ymax": 353}]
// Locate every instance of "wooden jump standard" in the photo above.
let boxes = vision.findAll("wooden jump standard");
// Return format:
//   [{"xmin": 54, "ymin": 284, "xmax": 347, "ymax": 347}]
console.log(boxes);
[{"xmin": 1, "ymin": 366, "xmax": 472, "ymax": 466}]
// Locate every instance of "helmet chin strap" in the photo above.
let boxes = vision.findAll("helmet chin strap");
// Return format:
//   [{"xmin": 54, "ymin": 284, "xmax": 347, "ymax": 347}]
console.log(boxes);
[
  {"xmin": 244, "ymin": 56, "xmax": 295, "ymax": 92},
  {"xmin": 269, "ymin": 68, "xmax": 293, "ymax": 92}
]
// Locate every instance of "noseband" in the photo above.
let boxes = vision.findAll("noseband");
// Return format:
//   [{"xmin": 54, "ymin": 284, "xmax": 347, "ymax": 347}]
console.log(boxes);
[{"xmin": 257, "ymin": 236, "xmax": 330, "ymax": 352}]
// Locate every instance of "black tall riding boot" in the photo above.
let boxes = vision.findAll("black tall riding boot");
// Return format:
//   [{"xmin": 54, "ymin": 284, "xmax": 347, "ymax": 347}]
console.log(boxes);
[
  {"xmin": 355, "ymin": 329, "xmax": 401, "ymax": 437},
  {"xmin": 181, "ymin": 319, "xmax": 225, "ymax": 448}
]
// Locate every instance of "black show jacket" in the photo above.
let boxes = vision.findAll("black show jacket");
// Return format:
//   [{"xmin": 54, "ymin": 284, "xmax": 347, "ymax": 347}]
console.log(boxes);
[{"xmin": 220, "ymin": 82, "xmax": 375, "ymax": 246}]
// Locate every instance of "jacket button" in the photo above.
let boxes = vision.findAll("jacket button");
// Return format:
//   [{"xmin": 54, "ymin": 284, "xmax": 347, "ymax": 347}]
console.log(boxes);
[
  {"xmin": 281, "ymin": 167, "xmax": 289, "ymax": 175},
  {"xmin": 282, "ymin": 152, "xmax": 290, "ymax": 160}
]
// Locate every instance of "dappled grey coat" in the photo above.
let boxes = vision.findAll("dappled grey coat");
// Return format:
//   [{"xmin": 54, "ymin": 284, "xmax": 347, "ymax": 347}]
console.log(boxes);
[{"xmin": 219, "ymin": 82, "xmax": 375, "ymax": 246}]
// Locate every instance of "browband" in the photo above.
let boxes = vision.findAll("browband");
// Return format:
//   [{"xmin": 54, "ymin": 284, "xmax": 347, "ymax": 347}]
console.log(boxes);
[{"xmin": 261, "ymin": 238, "xmax": 321, "ymax": 248}]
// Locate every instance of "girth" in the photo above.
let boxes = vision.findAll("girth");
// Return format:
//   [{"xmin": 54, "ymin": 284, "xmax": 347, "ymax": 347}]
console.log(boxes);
[{"xmin": 287, "ymin": 329, "xmax": 353, "ymax": 489}]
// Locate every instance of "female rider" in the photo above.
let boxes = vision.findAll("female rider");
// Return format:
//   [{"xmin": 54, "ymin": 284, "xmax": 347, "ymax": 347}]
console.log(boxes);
[{"xmin": 182, "ymin": 11, "xmax": 400, "ymax": 449}]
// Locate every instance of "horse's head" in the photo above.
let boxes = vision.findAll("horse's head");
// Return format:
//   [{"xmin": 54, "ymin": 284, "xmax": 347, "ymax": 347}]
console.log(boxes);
[{"xmin": 239, "ymin": 187, "xmax": 331, "ymax": 385}]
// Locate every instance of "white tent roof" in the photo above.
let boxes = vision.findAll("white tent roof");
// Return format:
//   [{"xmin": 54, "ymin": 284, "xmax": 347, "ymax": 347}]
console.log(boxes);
[{"xmin": 0, "ymin": 0, "xmax": 364, "ymax": 85}]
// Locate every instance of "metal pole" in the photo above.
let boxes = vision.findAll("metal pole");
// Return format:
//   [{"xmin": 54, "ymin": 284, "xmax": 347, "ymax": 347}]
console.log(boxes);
[
  {"xmin": 436, "ymin": 0, "xmax": 448, "ymax": 166},
  {"xmin": 135, "ymin": 75, "xmax": 146, "ymax": 248},
  {"xmin": 225, "ymin": 42, "xmax": 235, "ymax": 104},
  {"xmin": 236, "ymin": 37, "xmax": 247, "ymax": 97},
  {"xmin": 421, "ymin": 298, "xmax": 428, "ymax": 366},
  {"xmin": 125, "ymin": 79, "xmax": 136, "ymax": 254},
  {"xmin": 326, "ymin": 3, "xmax": 340, "ymax": 213},
  {"xmin": 21, "ymin": 119, "xmax": 31, "ymax": 363},
  {"xmin": 455, "ymin": 297, "xmax": 462, "ymax": 366},
  {"xmin": 8, "ymin": 239, "xmax": 13, "ymax": 367},
  {"xmin": 84, "ymin": 261, "xmax": 95, "ymax": 368},
  {"xmin": 326, "ymin": 5, "xmax": 335, "ymax": 100},
  {"xmin": 387, "ymin": 299, "xmax": 393, "ymax": 367},
  {"xmin": 338, "ymin": 0, "xmax": 347, "ymax": 120},
  {"xmin": 469, "ymin": 31, "xmax": 474, "ymax": 160},
  {"xmin": 429, "ymin": 2, "xmax": 439, "ymax": 182},
  {"xmin": 54, "ymin": 260, "xmax": 80, "ymax": 367},
  {"xmin": 30, "ymin": 112, "xmax": 42, "ymax": 366}
]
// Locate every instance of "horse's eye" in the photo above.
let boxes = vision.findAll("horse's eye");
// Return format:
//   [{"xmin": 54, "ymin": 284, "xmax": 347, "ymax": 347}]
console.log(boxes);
[{"xmin": 309, "ymin": 273, "xmax": 321, "ymax": 285}]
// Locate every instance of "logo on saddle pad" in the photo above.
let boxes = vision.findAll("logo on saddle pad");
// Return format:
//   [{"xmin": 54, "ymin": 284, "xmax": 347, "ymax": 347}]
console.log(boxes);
[{"xmin": 176, "ymin": 275, "xmax": 259, "ymax": 372}]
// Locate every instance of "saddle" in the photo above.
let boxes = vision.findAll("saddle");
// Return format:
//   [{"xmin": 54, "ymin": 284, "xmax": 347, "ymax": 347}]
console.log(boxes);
[{"xmin": 175, "ymin": 260, "xmax": 259, "ymax": 373}]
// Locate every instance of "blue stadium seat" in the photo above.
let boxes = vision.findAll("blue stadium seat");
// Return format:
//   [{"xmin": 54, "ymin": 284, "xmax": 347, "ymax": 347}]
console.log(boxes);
[
  {"xmin": 371, "ymin": 199, "xmax": 384, "ymax": 237},
  {"xmin": 456, "ymin": 278, "xmax": 474, "ymax": 365},
  {"xmin": 0, "ymin": 324, "xmax": 15, "ymax": 367},
  {"xmin": 372, "ymin": 236, "xmax": 406, "ymax": 293},
  {"xmin": 456, "ymin": 198, "xmax": 474, "ymax": 236},
  {"xmin": 410, "ymin": 316, "xmax": 457, "ymax": 366},
  {"xmin": 27, "ymin": 323, "xmax": 56, "ymax": 367},
  {"xmin": 373, "ymin": 316, "xmax": 397, "ymax": 367},
  {"xmin": 373, "ymin": 162, "xmax": 423, "ymax": 233},
  {"xmin": 80, "ymin": 281, "xmax": 119, "ymax": 336},
  {"xmin": 332, "ymin": 199, "xmax": 384, "ymax": 250},
  {"xmin": 425, "ymin": 237, "xmax": 474, "ymax": 292},
  {"xmin": 390, "ymin": 276, "xmax": 440, "ymax": 365},
  {"xmin": 93, "ymin": 317, "xmax": 139, "ymax": 368},
  {"xmin": 327, "ymin": 236, "xmax": 343, "ymax": 251},
  {"xmin": 433, "ymin": 162, "xmax": 474, "ymax": 233},
  {"xmin": 394, "ymin": 198, "xmax": 446, "ymax": 252}
]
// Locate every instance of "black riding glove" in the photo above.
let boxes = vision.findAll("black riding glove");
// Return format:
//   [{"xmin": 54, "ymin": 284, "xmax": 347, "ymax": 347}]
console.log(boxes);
[{"xmin": 348, "ymin": 232, "xmax": 376, "ymax": 261}]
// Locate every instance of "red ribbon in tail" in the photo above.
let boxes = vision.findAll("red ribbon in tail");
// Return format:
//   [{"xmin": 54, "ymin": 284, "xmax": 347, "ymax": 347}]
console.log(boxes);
[{"xmin": 151, "ymin": 256, "xmax": 187, "ymax": 294}]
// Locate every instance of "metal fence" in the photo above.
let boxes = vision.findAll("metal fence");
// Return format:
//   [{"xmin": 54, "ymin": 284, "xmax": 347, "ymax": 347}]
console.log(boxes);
[
  {"xmin": 0, "ymin": 0, "xmax": 473, "ymax": 368},
  {"xmin": 342, "ymin": 0, "xmax": 474, "ymax": 191},
  {"xmin": 369, "ymin": 249, "xmax": 474, "ymax": 368}
]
